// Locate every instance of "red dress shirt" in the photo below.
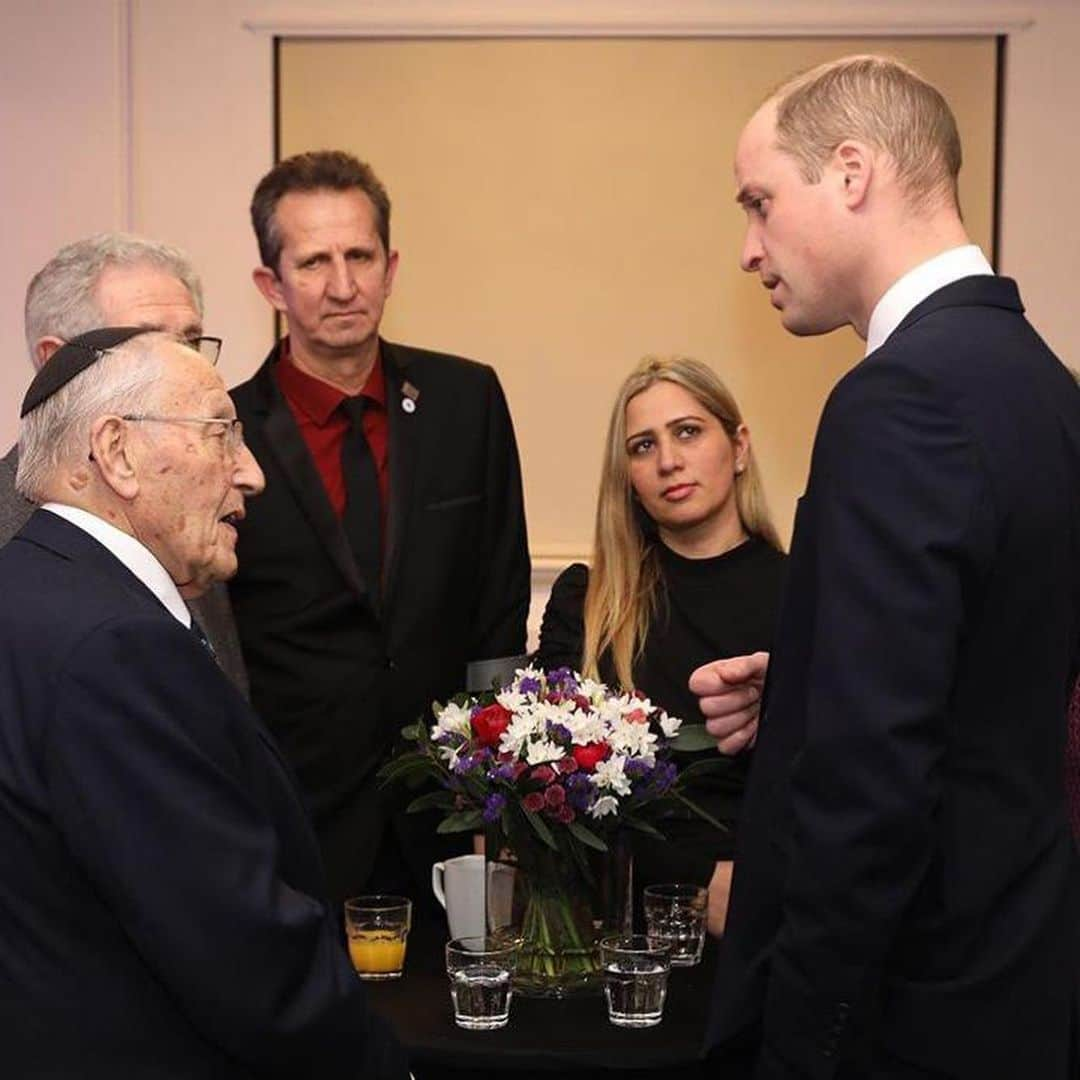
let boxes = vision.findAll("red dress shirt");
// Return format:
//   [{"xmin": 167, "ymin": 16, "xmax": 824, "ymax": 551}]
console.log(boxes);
[{"xmin": 274, "ymin": 340, "xmax": 390, "ymax": 534}]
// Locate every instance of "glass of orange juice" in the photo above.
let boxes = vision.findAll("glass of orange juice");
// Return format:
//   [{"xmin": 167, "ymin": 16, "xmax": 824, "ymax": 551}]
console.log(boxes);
[{"xmin": 344, "ymin": 895, "xmax": 412, "ymax": 980}]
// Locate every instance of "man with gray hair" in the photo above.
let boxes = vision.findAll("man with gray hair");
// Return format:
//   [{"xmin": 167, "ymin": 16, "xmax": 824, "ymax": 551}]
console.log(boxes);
[
  {"xmin": 0, "ymin": 328, "xmax": 407, "ymax": 1078},
  {"xmin": 0, "ymin": 233, "xmax": 248, "ymax": 692}
]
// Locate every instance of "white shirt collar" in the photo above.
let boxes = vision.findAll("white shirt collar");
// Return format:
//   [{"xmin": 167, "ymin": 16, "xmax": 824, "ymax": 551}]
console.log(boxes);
[
  {"xmin": 864, "ymin": 244, "xmax": 994, "ymax": 356},
  {"xmin": 41, "ymin": 503, "xmax": 191, "ymax": 628}
]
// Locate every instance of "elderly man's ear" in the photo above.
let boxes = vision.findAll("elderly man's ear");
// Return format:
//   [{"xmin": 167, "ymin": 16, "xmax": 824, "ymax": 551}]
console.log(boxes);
[
  {"xmin": 88, "ymin": 417, "xmax": 140, "ymax": 499},
  {"xmin": 33, "ymin": 337, "xmax": 65, "ymax": 370}
]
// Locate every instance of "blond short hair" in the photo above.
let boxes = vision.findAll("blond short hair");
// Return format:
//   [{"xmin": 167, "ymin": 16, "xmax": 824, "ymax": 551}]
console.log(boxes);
[{"xmin": 772, "ymin": 54, "xmax": 962, "ymax": 209}]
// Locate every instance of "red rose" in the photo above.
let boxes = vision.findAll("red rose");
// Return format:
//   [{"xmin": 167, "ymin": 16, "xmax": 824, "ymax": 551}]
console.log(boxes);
[
  {"xmin": 529, "ymin": 765, "xmax": 556, "ymax": 785},
  {"xmin": 626, "ymin": 708, "xmax": 648, "ymax": 725},
  {"xmin": 556, "ymin": 757, "xmax": 578, "ymax": 775},
  {"xmin": 555, "ymin": 804, "xmax": 575, "ymax": 824},
  {"xmin": 572, "ymin": 742, "xmax": 610, "ymax": 772},
  {"xmin": 544, "ymin": 784, "xmax": 566, "ymax": 808},
  {"xmin": 572, "ymin": 695, "xmax": 592, "ymax": 712},
  {"xmin": 471, "ymin": 703, "xmax": 513, "ymax": 748},
  {"xmin": 523, "ymin": 791, "xmax": 546, "ymax": 813}
]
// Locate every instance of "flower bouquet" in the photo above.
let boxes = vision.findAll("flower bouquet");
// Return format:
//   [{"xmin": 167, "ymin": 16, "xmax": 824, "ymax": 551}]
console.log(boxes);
[{"xmin": 378, "ymin": 665, "xmax": 724, "ymax": 997}]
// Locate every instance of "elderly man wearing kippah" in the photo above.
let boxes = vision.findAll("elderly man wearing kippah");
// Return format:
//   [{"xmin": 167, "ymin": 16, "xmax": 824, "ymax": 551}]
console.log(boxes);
[
  {"xmin": 0, "ymin": 233, "xmax": 248, "ymax": 693},
  {"xmin": 0, "ymin": 329, "xmax": 408, "ymax": 1079}
]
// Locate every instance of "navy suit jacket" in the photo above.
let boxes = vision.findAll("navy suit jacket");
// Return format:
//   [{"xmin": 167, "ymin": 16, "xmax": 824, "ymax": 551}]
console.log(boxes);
[
  {"xmin": 0, "ymin": 444, "xmax": 249, "ymax": 698},
  {"xmin": 706, "ymin": 277, "xmax": 1080, "ymax": 1078},
  {"xmin": 229, "ymin": 339, "xmax": 530, "ymax": 903},
  {"xmin": 0, "ymin": 511, "xmax": 407, "ymax": 1078}
]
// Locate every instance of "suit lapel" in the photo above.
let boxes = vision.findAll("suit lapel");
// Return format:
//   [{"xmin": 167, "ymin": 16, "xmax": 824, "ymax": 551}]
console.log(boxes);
[
  {"xmin": 381, "ymin": 341, "xmax": 421, "ymax": 608},
  {"xmin": 248, "ymin": 350, "xmax": 370, "ymax": 605}
]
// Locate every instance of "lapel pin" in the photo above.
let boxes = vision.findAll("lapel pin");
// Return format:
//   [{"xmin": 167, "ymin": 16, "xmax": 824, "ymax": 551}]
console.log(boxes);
[
  {"xmin": 401, "ymin": 381, "xmax": 420, "ymax": 414},
  {"xmin": 402, "ymin": 397, "xmax": 416, "ymax": 414}
]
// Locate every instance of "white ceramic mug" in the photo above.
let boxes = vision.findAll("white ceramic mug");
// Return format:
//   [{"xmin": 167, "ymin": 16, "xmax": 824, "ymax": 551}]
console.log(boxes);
[{"xmin": 431, "ymin": 853, "xmax": 487, "ymax": 939}]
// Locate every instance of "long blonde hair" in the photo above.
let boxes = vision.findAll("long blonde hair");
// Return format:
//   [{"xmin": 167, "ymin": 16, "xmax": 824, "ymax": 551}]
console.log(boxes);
[{"xmin": 581, "ymin": 356, "xmax": 782, "ymax": 688}]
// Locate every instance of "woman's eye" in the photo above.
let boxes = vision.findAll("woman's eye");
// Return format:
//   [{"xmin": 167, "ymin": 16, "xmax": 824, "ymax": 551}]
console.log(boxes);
[
  {"xmin": 628, "ymin": 440, "xmax": 652, "ymax": 456},
  {"xmin": 676, "ymin": 424, "xmax": 700, "ymax": 439}
]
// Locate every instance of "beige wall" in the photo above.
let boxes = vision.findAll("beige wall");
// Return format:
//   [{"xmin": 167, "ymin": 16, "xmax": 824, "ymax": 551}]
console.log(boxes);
[
  {"xmin": 2, "ymin": 2, "xmax": 1078, "ymax": 612},
  {"xmin": 278, "ymin": 36, "xmax": 996, "ymax": 561}
]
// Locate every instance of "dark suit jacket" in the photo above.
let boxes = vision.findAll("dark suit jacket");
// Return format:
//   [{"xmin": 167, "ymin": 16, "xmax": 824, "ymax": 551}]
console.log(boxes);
[
  {"xmin": 0, "ymin": 444, "xmax": 249, "ymax": 697},
  {"xmin": 229, "ymin": 339, "xmax": 530, "ymax": 903},
  {"xmin": 707, "ymin": 277, "xmax": 1080, "ymax": 1079},
  {"xmin": 0, "ymin": 510, "xmax": 407, "ymax": 1078}
]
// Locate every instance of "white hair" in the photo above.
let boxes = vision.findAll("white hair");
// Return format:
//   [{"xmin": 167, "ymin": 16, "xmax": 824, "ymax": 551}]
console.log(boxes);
[
  {"xmin": 23, "ymin": 233, "xmax": 203, "ymax": 360},
  {"xmin": 16, "ymin": 333, "xmax": 169, "ymax": 501}
]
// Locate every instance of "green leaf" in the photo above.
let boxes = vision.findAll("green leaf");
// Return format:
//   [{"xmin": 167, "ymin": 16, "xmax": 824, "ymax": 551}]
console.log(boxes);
[
  {"xmin": 436, "ymin": 809, "xmax": 484, "ymax": 834},
  {"xmin": 377, "ymin": 755, "xmax": 438, "ymax": 789},
  {"xmin": 673, "ymin": 758, "xmax": 729, "ymax": 785},
  {"xmin": 566, "ymin": 818, "xmax": 608, "ymax": 852},
  {"xmin": 405, "ymin": 789, "xmax": 456, "ymax": 814},
  {"xmin": 669, "ymin": 724, "xmax": 718, "ymax": 753},
  {"xmin": 620, "ymin": 816, "xmax": 668, "ymax": 841},
  {"xmin": 400, "ymin": 722, "xmax": 423, "ymax": 742},
  {"xmin": 522, "ymin": 808, "xmax": 558, "ymax": 851},
  {"xmin": 672, "ymin": 790, "xmax": 729, "ymax": 832}
]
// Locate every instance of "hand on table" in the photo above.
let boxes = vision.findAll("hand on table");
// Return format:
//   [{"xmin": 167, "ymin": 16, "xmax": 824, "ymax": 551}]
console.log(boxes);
[{"xmin": 688, "ymin": 651, "xmax": 769, "ymax": 755}]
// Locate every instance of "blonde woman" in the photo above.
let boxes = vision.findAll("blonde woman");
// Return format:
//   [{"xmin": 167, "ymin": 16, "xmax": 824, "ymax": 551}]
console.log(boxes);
[{"xmin": 537, "ymin": 356, "xmax": 786, "ymax": 935}]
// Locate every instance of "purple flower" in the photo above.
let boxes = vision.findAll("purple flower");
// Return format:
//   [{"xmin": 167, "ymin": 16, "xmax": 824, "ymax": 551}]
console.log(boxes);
[
  {"xmin": 650, "ymin": 760, "xmax": 677, "ymax": 795},
  {"xmin": 518, "ymin": 675, "xmax": 542, "ymax": 695},
  {"xmin": 624, "ymin": 758, "xmax": 652, "ymax": 780},
  {"xmin": 482, "ymin": 792, "xmax": 507, "ymax": 823},
  {"xmin": 565, "ymin": 772, "xmax": 595, "ymax": 811},
  {"xmin": 547, "ymin": 722, "xmax": 572, "ymax": 744},
  {"xmin": 488, "ymin": 761, "xmax": 516, "ymax": 782},
  {"xmin": 545, "ymin": 667, "xmax": 580, "ymax": 695},
  {"xmin": 452, "ymin": 753, "xmax": 480, "ymax": 775}
]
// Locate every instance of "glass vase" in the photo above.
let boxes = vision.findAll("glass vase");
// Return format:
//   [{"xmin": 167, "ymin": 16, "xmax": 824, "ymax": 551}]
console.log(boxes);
[{"xmin": 485, "ymin": 827, "xmax": 632, "ymax": 998}]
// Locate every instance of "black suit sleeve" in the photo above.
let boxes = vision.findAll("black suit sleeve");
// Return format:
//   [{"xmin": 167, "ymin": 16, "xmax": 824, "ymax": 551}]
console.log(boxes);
[
  {"xmin": 535, "ymin": 562, "xmax": 590, "ymax": 671},
  {"xmin": 43, "ymin": 615, "xmax": 408, "ymax": 1079},
  {"xmin": 760, "ymin": 363, "xmax": 995, "ymax": 1077},
  {"xmin": 469, "ymin": 368, "xmax": 531, "ymax": 662}
]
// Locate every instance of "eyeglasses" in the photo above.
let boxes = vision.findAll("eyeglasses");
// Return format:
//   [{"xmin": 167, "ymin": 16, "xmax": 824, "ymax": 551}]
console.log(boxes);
[
  {"xmin": 185, "ymin": 336, "xmax": 223, "ymax": 365},
  {"xmin": 121, "ymin": 414, "xmax": 245, "ymax": 455}
]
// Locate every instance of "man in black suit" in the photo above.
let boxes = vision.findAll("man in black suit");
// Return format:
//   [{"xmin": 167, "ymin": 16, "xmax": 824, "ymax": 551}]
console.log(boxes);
[
  {"xmin": 230, "ymin": 151, "xmax": 530, "ymax": 905},
  {"xmin": 0, "ymin": 233, "xmax": 248, "ymax": 695},
  {"xmin": 700, "ymin": 55, "xmax": 1080, "ymax": 1077},
  {"xmin": 0, "ymin": 328, "xmax": 407, "ymax": 1077}
]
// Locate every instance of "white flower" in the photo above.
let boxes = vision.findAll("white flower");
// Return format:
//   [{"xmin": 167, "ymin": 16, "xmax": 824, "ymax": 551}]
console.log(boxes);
[
  {"xmin": 499, "ymin": 710, "xmax": 543, "ymax": 757},
  {"xmin": 432, "ymin": 701, "xmax": 472, "ymax": 740},
  {"xmin": 659, "ymin": 712, "xmax": 682, "ymax": 739},
  {"xmin": 495, "ymin": 688, "xmax": 528, "ymax": 712},
  {"xmin": 593, "ymin": 755, "xmax": 632, "ymax": 796},
  {"xmin": 525, "ymin": 737, "xmax": 565, "ymax": 766},
  {"xmin": 436, "ymin": 741, "xmax": 464, "ymax": 770},
  {"xmin": 609, "ymin": 719, "xmax": 658, "ymax": 762},
  {"xmin": 590, "ymin": 795, "xmax": 619, "ymax": 819}
]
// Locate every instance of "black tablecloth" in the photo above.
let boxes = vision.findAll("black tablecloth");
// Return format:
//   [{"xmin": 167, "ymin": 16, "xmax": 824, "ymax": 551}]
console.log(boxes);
[{"xmin": 365, "ymin": 915, "xmax": 712, "ymax": 1079}]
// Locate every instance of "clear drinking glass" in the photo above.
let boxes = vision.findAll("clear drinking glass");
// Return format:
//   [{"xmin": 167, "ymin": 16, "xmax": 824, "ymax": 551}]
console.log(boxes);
[
  {"xmin": 445, "ymin": 935, "xmax": 520, "ymax": 1030},
  {"xmin": 599, "ymin": 934, "xmax": 671, "ymax": 1028},
  {"xmin": 344, "ymin": 895, "xmax": 412, "ymax": 980},
  {"xmin": 643, "ymin": 882, "xmax": 707, "ymax": 967}
]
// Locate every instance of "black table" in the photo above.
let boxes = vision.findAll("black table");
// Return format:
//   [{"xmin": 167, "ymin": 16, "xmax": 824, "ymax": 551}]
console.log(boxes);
[{"xmin": 365, "ymin": 916, "xmax": 712, "ymax": 1079}]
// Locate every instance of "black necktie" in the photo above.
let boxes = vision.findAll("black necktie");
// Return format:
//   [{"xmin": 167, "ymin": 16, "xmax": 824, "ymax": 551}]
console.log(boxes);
[
  {"xmin": 340, "ymin": 395, "xmax": 382, "ymax": 597},
  {"xmin": 190, "ymin": 617, "xmax": 217, "ymax": 659}
]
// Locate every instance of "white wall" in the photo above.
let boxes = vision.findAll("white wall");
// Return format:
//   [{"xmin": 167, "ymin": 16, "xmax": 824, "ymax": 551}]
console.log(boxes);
[{"xmin": 2, "ymin": 0, "xmax": 1078, "ymax": 481}]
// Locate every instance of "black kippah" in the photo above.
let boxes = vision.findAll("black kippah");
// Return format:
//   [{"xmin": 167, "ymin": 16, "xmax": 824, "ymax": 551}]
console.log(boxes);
[{"xmin": 20, "ymin": 326, "xmax": 149, "ymax": 417}]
